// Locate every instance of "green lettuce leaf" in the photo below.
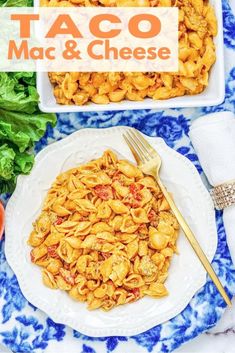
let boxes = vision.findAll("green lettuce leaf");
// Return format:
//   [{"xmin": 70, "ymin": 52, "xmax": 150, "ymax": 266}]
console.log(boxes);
[
  {"xmin": 0, "ymin": 144, "xmax": 15, "ymax": 180},
  {"xmin": 10, "ymin": 72, "xmax": 36, "ymax": 87},
  {"xmin": 0, "ymin": 73, "xmax": 39, "ymax": 113},
  {"xmin": 0, "ymin": 142, "xmax": 35, "ymax": 194},
  {"xmin": 0, "ymin": 108, "xmax": 56, "ymax": 152},
  {"xmin": 0, "ymin": 177, "xmax": 16, "ymax": 194},
  {"xmin": 2, "ymin": 0, "xmax": 32, "ymax": 7},
  {"xmin": 0, "ymin": 0, "xmax": 55, "ymax": 195},
  {"xmin": 14, "ymin": 150, "xmax": 34, "ymax": 174}
]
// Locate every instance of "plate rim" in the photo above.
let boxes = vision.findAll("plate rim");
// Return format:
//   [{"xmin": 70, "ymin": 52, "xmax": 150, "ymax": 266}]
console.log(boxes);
[{"xmin": 4, "ymin": 126, "xmax": 217, "ymax": 337}]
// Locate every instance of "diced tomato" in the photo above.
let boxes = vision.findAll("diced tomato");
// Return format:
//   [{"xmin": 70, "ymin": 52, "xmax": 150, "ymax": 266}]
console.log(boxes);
[
  {"xmin": 112, "ymin": 171, "xmax": 121, "ymax": 181},
  {"xmin": 132, "ymin": 201, "xmax": 141, "ymax": 208},
  {"xmin": 129, "ymin": 183, "xmax": 144, "ymax": 201},
  {"xmin": 130, "ymin": 183, "xmax": 144, "ymax": 193},
  {"xmin": 94, "ymin": 185, "xmax": 113, "ymax": 201},
  {"xmin": 47, "ymin": 244, "xmax": 59, "ymax": 258},
  {"xmin": 132, "ymin": 288, "xmax": 140, "ymax": 298},
  {"xmin": 59, "ymin": 268, "xmax": 75, "ymax": 285},
  {"xmin": 101, "ymin": 252, "xmax": 111, "ymax": 259},
  {"xmin": 148, "ymin": 209, "xmax": 157, "ymax": 222},
  {"xmin": 113, "ymin": 171, "xmax": 126, "ymax": 186},
  {"xmin": 138, "ymin": 223, "xmax": 148, "ymax": 233},
  {"xmin": 64, "ymin": 263, "xmax": 70, "ymax": 270},
  {"xmin": 124, "ymin": 199, "xmax": 140, "ymax": 208},
  {"xmin": 30, "ymin": 250, "xmax": 35, "ymax": 263},
  {"xmin": 55, "ymin": 217, "xmax": 63, "ymax": 225}
]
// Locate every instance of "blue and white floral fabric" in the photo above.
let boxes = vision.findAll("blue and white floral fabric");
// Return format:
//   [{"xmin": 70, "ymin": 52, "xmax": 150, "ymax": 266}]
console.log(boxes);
[{"xmin": 0, "ymin": 1, "xmax": 235, "ymax": 352}]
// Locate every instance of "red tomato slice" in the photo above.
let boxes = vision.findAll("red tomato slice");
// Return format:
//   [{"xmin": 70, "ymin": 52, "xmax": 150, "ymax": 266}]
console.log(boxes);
[{"xmin": 94, "ymin": 185, "xmax": 113, "ymax": 200}]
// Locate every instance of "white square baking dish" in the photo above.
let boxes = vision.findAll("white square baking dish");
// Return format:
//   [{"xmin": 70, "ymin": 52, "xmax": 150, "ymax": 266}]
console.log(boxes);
[{"xmin": 37, "ymin": 0, "xmax": 224, "ymax": 113}]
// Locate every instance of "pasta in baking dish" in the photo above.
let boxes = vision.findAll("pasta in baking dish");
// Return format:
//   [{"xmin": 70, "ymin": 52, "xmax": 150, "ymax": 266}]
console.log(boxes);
[
  {"xmin": 46, "ymin": 0, "xmax": 218, "ymax": 105},
  {"xmin": 28, "ymin": 150, "xmax": 179, "ymax": 311}
]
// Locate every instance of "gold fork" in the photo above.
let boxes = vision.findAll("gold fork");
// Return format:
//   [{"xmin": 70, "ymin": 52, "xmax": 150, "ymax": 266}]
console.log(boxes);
[{"xmin": 123, "ymin": 128, "xmax": 232, "ymax": 307}]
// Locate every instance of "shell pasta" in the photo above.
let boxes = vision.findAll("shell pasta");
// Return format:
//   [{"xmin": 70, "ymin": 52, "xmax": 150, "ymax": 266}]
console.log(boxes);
[
  {"xmin": 28, "ymin": 150, "xmax": 179, "ymax": 311},
  {"xmin": 47, "ymin": 0, "xmax": 218, "ymax": 105}
]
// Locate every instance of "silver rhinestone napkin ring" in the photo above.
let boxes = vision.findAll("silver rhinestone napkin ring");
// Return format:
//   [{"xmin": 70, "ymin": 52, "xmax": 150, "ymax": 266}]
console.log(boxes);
[{"xmin": 210, "ymin": 180, "xmax": 235, "ymax": 210}]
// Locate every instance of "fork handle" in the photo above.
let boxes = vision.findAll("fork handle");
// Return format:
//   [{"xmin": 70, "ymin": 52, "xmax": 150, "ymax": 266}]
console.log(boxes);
[{"xmin": 156, "ymin": 176, "xmax": 232, "ymax": 307}]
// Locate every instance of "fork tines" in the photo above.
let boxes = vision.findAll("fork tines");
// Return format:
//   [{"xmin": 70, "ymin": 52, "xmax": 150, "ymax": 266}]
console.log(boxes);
[{"xmin": 123, "ymin": 129, "xmax": 158, "ymax": 163}]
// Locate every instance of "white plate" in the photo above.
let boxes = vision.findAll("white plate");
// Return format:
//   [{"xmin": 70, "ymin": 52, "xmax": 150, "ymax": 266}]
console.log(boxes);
[
  {"xmin": 37, "ymin": 0, "xmax": 224, "ymax": 112},
  {"xmin": 5, "ymin": 127, "xmax": 217, "ymax": 337}
]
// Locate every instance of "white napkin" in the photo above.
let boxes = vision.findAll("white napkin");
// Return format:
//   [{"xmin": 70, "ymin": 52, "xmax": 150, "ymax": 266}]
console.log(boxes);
[{"xmin": 189, "ymin": 111, "xmax": 235, "ymax": 265}]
